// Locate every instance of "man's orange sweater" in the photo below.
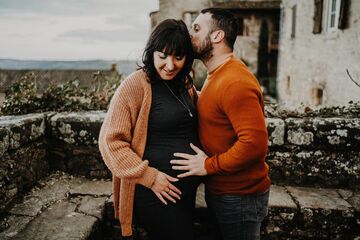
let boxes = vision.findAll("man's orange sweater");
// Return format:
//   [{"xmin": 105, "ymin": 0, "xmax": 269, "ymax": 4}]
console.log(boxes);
[{"xmin": 198, "ymin": 56, "xmax": 270, "ymax": 195}]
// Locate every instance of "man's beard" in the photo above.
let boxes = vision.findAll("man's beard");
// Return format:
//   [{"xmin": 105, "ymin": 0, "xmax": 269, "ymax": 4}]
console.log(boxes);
[{"xmin": 193, "ymin": 35, "xmax": 213, "ymax": 61}]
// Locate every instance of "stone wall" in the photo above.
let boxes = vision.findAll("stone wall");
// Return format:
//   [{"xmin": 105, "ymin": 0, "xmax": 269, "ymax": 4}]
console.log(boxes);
[
  {"xmin": 0, "ymin": 113, "xmax": 49, "ymax": 216},
  {"xmin": 1, "ymin": 110, "xmax": 359, "ymax": 217},
  {"xmin": 277, "ymin": 0, "xmax": 360, "ymax": 107},
  {"xmin": 150, "ymin": 0, "xmax": 281, "ymax": 90},
  {"xmin": 267, "ymin": 117, "xmax": 360, "ymax": 189},
  {"xmin": 47, "ymin": 111, "xmax": 109, "ymax": 179}
]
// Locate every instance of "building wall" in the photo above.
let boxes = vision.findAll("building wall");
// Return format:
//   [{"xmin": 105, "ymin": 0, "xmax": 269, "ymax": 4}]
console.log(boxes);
[
  {"xmin": 277, "ymin": 0, "xmax": 360, "ymax": 107},
  {"xmin": 151, "ymin": 0, "xmax": 210, "ymax": 27},
  {"xmin": 151, "ymin": 0, "xmax": 281, "ymax": 89}
]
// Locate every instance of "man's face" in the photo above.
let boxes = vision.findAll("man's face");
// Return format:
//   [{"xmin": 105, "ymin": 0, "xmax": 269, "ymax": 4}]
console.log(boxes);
[{"xmin": 189, "ymin": 13, "xmax": 214, "ymax": 60}]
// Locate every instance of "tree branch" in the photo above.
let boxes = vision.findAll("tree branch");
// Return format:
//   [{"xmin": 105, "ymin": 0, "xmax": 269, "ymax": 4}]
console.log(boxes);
[{"xmin": 346, "ymin": 69, "xmax": 360, "ymax": 88}]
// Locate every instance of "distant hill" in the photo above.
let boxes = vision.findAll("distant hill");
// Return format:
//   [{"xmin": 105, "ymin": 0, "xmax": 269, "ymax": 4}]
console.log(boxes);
[{"xmin": 0, "ymin": 59, "xmax": 138, "ymax": 76}]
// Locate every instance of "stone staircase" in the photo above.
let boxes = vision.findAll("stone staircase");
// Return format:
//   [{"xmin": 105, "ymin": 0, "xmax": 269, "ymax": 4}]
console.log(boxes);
[
  {"xmin": 0, "ymin": 172, "xmax": 113, "ymax": 240},
  {"xmin": 1, "ymin": 172, "xmax": 359, "ymax": 239}
]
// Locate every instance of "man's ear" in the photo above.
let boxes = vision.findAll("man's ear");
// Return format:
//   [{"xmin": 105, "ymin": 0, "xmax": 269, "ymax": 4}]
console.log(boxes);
[{"xmin": 211, "ymin": 30, "xmax": 225, "ymax": 43}]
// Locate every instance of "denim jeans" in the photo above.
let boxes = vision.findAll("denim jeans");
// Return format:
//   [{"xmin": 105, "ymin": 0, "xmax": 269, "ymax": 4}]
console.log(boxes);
[{"xmin": 205, "ymin": 189, "xmax": 269, "ymax": 240}]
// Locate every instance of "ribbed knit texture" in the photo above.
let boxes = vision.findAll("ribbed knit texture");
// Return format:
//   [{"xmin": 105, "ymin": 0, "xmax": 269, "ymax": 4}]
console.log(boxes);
[
  {"xmin": 198, "ymin": 56, "xmax": 271, "ymax": 195},
  {"xmin": 99, "ymin": 69, "xmax": 197, "ymax": 236}
]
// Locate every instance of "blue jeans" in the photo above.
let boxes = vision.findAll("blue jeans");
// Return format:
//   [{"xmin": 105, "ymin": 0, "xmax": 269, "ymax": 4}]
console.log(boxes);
[{"xmin": 205, "ymin": 189, "xmax": 269, "ymax": 240}]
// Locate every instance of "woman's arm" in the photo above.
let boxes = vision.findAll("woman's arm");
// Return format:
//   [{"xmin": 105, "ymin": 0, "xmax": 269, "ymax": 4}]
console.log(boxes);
[
  {"xmin": 99, "ymin": 79, "xmax": 157, "ymax": 187},
  {"xmin": 99, "ymin": 77, "xmax": 181, "ymax": 203}
]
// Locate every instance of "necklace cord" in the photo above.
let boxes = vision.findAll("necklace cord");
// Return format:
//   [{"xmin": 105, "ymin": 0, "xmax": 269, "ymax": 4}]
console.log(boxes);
[{"xmin": 162, "ymin": 81, "xmax": 193, "ymax": 118}]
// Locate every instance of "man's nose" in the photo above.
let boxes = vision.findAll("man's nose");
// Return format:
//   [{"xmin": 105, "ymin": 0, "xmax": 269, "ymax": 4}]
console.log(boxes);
[{"xmin": 189, "ymin": 29, "xmax": 194, "ymax": 38}]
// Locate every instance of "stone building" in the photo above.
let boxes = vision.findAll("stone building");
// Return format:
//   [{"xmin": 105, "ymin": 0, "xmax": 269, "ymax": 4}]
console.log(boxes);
[
  {"xmin": 277, "ymin": 0, "xmax": 359, "ymax": 107},
  {"xmin": 150, "ymin": 0, "xmax": 281, "ymax": 97},
  {"xmin": 150, "ymin": 0, "xmax": 359, "ymax": 107}
]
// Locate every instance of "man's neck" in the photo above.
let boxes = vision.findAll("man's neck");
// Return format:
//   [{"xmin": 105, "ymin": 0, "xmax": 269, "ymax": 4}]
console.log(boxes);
[{"xmin": 203, "ymin": 49, "xmax": 233, "ymax": 73}]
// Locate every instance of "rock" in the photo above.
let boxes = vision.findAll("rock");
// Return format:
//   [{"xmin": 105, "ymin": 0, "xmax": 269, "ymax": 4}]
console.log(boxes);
[
  {"xmin": 266, "ymin": 118, "xmax": 285, "ymax": 146},
  {"xmin": 77, "ymin": 196, "xmax": 108, "ymax": 219},
  {"xmin": 0, "ymin": 215, "xmax": 33, "ymax": 240},
  {"xmin": 69, "ymin": 178, "xmax": 112, "ymax": 197},
  {"xmin": 9, "ymin": 196, "xmax": 44, "ymax": 217},
  {"xmin": 11, "ymin": 201, "xmax": 99, "ymax": 240}
]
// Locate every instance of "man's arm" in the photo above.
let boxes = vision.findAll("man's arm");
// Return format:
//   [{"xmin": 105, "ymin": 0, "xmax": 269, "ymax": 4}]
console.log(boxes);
[
  {"xmin": 171, "ymin": 80, "xmax": 268, "ymax": 177},
  {"xmin": 205, "ymin": 80, "xmax": 268, "ymax": 174}
]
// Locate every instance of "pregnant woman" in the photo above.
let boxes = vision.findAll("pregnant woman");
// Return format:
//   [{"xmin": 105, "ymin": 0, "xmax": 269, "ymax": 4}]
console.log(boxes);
[{"xmin": 99, "ymin": 19, "xmax": 201, "ymax": 240}]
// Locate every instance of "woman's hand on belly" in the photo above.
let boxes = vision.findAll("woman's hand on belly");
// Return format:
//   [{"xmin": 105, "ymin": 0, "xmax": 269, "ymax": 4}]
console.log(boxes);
[{"xmin": 151, "ymin": 171, "xmax": 182, "ymax": 205}]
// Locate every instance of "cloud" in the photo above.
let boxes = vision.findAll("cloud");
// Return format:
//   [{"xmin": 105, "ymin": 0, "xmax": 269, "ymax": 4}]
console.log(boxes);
[
  {"xmin": 59, "ymin": 27, "xmax": 143, "ymax": 42},
  {"xmin": 0, "ymin": 0, "xmax": 157, "ymax": 17},
  {"xmin": 0, "ymin": 0, "xmax": 158, "ymax": 60}
]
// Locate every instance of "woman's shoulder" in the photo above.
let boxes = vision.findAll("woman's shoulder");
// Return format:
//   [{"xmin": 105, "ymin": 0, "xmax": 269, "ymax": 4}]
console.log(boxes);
[
  {"xmin": 122, "ymin": 69, "xmax": 149, "ymax": 87},
  {"xmin": 113, "ymin": 69, "xmax": 150, "ymax": 102}
]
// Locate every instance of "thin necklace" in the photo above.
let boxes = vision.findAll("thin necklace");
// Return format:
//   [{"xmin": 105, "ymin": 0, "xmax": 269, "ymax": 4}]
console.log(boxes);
[{"xmin": 162, "ymin": 81, "xmax": 193, "ymax": 118}]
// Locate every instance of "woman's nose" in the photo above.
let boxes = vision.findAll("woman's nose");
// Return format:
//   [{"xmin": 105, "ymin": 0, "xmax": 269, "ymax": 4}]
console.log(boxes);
[{"xmin": 166, "ymin": 58, "xmax": 175, "ymax": 71}]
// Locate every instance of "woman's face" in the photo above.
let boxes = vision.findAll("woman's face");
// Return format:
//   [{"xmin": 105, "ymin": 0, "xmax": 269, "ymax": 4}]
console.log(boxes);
[{"xmin": 153, "ymin": 51, "xmax": 186, "ymax": 80}]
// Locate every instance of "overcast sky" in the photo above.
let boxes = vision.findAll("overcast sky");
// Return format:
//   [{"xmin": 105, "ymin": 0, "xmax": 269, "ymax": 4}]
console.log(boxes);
[{"xmin": 0, "ymin": 0, "xmax": 158, "ymax": 60}]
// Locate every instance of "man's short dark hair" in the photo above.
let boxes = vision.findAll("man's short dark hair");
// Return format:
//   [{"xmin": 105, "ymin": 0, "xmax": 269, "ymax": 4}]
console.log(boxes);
[{"xmin": 201, "ymin": 8, "xmax": 238, "ymax": 50}]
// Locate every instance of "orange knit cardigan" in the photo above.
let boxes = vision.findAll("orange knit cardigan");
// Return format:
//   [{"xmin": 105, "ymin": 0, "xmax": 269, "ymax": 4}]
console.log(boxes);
[{"xmin": 98, "ymin": 69, "xmax": 197, "ymax": 236}]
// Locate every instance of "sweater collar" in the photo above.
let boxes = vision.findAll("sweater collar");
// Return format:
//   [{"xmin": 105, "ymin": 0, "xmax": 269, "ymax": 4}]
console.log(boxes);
[{"xmin": 208, "ymin": 54, "xmax": 234, "ymax": 77}]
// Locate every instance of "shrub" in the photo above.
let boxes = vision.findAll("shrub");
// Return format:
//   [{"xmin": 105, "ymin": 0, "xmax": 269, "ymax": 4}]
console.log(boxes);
[{"xmin": 0, "ymin": 71, "xmax": 122, "ymax": 115}]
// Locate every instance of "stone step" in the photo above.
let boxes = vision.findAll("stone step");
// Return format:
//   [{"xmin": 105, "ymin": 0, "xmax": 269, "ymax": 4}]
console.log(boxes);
[
  {"xmin": 1, "ymin": 173, "xmax": 359, "ymax": 239},
  {"xmin": 0, "ymin": 172, "xmax": 112, "ymax": 240},
  {"xmin": 195, "ymin": 184, "xmax": 359, "ymax": 239}
]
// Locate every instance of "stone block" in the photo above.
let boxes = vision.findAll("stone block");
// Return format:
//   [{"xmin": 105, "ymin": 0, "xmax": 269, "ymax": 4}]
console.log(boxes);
[
  {"xmin": 0, "ymin": 215, "xmax": 33, "ymax": 240},
  {"xmin": 69, "ymin": 178, "xmax": 112, "ymax": 197},
  {"xmin": 11, "ymin": 201, "xmax": 99, "ymax": 240},
  {"xmin": 9, "ymin": 196, "xmax": 43, "ymax": 217},
  {"xmin": 195, "ymin": 184, "xmax": 206, "ymax": 209},
  {"xmin": 267, "ymin": 150, "xmax": 360, "ymax": 189},
  {"xmin": 286, "ymin": 186, "xmax": 356, "ymax": 239},
  {"xmin": 0, "ymin": 142, "xmax": 49, "ymax": 216},
  {"xmin": 264, "ymin": 185, "xmax": 298, "ymax": 239},
  {"xmin": 267, "ymin": 118, "xmax": 285, "ymax": 146},
  {"xmin": 31, "ymin": 172, "xmax": 72, "ymax": 205},
  {"xmin": 0, "ymin": 127, "xmax": 9, "ymax": 158},
  {"xmin": 49, "ymin": 111, "xmax": 105, "ymax": 146},
  {"xmin": 77, "ymin": 196, "xmax": 108, "ymax": 219},
  {"xmin": 0, "ymin": 113, "xmax": 46, "ymax": 150},
  {"xmin": 285, "ymin": 118, "xmax": 360, "ymax": 149}
]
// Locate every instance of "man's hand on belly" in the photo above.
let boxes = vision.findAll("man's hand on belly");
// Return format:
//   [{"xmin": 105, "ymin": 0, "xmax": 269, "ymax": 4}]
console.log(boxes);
[{"xmin": 170, "ymin": 143, "xmax": 208, "ymax": 178}]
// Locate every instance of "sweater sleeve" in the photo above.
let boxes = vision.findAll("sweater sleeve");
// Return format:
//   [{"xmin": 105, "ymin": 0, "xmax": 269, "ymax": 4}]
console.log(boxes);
[
  {"xmin": 204, "ymin": 80, "xmax": 268, "ymax": 175},
  {"xmin": 98, "ymin": 79, "xmax": 158, "ymax": 188},
  {"xmin": 188, "ymin": 85, "xmax": 198, "ymax": 104}
]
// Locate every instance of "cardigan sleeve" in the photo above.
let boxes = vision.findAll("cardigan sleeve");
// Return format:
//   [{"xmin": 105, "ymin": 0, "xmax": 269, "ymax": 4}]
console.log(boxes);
[
  {"xmin": 98, "ymin": 79, "xmax": 158, "ymax": 188},
  {"xmin": 204, "ymin": 81, "xmax": 268, "ymax": 175},
  {"xmin": 188, "ymin": 85, "xmax": 198, "ymax": 104}
]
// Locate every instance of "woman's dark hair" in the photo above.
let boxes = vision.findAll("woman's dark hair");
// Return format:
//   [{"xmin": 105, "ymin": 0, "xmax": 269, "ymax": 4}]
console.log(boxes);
[{"xmin": 139, "ymin": 19, "xmax": 194, "ymax": 89}]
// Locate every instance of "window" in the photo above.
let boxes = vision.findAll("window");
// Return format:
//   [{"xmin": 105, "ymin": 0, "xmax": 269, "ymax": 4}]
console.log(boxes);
[
  {"xmin": 325, "ymin": 0, "xmax": 341, "ymax": 31},
  {"xmin": 313, "ymin": 0, "xmax": 349, "ymax": 34}
]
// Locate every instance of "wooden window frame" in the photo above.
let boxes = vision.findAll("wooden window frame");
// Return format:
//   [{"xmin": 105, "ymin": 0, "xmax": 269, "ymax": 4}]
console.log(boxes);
[
  {"xmin": 325, "ymin": 0, "xmax": 341, "ymax": 32},
  {"xmin": 291, "ymin": 5, "xmax": 297, "ymax": 39}
]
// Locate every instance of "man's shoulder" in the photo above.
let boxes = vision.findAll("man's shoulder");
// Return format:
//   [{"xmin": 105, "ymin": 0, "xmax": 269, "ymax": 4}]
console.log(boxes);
[{"xmin": 220, "ymin": 60, "xmax": 260, "ymax": 89}]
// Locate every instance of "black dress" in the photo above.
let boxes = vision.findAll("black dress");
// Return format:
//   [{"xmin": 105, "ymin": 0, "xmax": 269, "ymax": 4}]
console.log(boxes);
[{"xmin": 134, "ymin": 80, "xmax": 202, "ymax": 240}]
